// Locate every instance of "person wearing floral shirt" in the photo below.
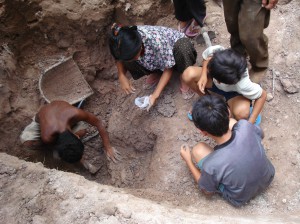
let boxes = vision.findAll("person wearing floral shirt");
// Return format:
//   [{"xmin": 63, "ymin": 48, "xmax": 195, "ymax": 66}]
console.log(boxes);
[{"xmin": 109, "ymin": 24, "xmax": 197, "ymax": 109}]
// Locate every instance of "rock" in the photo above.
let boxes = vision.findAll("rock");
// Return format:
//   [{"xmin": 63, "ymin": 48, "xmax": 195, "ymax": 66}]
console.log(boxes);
[
  {"xmin": 103, "ymin": 205, "xmax": 117, "ymax": 216},
  {"xmin": 117, "ymin": 207, "xmax": 132, "ymax": 219},
  {"xmin": 125, "ymin": 3, "xmax": 131, "ymax": 11},
  {"xmin": 282, "ymin": 198, "xmax": 287, "ymax": 204},
  {"xmin": 57, "ymin": 37, "xmax": 73, "ymax": 49},
  {"xmin": 156, "ymin": 96, "xmax": 176, "ymax": 117},
  {"xmin": 266, "ymin": 93, "xmax": 274, "ymax": 102},
  {"xmin": 280, "ymin": 78, "xmax": 299, "ymax": 94},
  {"xmin": 74, "ymin": 192, "xmax": 84, "ymax": 199}
]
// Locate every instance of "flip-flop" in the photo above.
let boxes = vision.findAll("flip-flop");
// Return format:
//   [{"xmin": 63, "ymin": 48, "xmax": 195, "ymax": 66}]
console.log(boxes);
[
  {"xmin": 185, "ymin": 20, "xmax": 200, "ymax": 38},
  {"xmin": 180, "ymin": 87, "xmax": 195, "ymax": 100},
  {"xmin": 185, "ymin": 16, "xmax": 207, "ymax": 37},
  {"xmin": 143, "ymin": 75, "xmax": 160, "ymax": 90},
  {"xmin": 178, "ymin": 20, "xmax": 192, "ymax": 33},
  {"xmin": 187, "ymin": 111, "xmax": 193, "ymax": 121},
  {"xmin": 249, "ymin": 106, "xmax": 262, "ymax": 126}
]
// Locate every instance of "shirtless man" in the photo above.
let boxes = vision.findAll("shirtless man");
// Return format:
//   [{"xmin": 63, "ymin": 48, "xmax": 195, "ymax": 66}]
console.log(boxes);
[{"xmin": 20, "ymin": 101, "xmax": 120, "ymax": 166}]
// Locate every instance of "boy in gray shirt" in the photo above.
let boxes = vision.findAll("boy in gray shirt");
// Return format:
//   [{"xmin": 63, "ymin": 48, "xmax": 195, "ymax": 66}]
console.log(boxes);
[{"xmin": 180, "ymin": 95, "xmax": 275, "ymax": 206}]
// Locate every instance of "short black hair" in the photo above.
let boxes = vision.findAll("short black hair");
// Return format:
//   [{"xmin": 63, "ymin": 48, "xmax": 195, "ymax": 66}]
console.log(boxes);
[
  {"xmin": 55, "ymin": 131, "xmax": 84, "ymax": 163},
  {"xmin": 207, "ymin": 49, "xmax": 247, "ymax": 84},
  {"xmin": 109, "ymin": 24, "xmax": 142, "ymax": 61},
  {"xmin": 192, "ymin": 95, "xmax": 229, "ymax": 137}
]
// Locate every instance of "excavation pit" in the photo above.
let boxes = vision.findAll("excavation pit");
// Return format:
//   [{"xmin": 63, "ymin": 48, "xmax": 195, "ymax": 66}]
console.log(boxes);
[{"xmin": 0, "ymin": 0, "xmax": 299, "ymax": 222}]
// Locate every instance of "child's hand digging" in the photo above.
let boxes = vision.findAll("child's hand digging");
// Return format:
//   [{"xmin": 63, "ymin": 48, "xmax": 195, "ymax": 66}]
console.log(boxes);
[{"xmin": 180, "ymin": 144, "xmax": 192, "ymax": 163}]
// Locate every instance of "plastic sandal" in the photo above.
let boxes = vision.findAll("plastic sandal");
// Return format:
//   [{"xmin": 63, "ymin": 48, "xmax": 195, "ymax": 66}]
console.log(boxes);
[
  {"xmin": 143, "ymin": 74, "xmax": 160, "ymax": 90},
  {"xmin": 185, "ymin": 20, "xmax": 201, "ymax": 37},
  {"xmin": 185, "ymin": 16, "xmax": 207, "ymax": 37},
  {"xmin": 187, "ymin": 111, "xmax": 193, "ymax": 121},
  {"xmin": 178, "ymin": 20, "xmax": 192, "ymax": 33},
  {"xmin": 249, "ymin": 106, "xmax": 262, "ymax": 126},
  {"xmin": 180, "ymin": 87, "xmax": 195, "ymax": 100}
]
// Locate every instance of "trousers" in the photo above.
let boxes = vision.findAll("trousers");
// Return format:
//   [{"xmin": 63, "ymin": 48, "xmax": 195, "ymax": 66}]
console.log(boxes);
[
  {"xmin": 173, "ymin": 0, "xmax": 206, "ymax": 27},
  {"xmin": 223, "ymin": 0, "xmax": 270, "ymax": 70}
]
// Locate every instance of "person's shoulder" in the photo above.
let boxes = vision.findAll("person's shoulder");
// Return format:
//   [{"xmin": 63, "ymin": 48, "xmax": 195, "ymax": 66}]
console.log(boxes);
[
  {"xmin": 234, "ymin": 119, "xmax": 261, "ymax": 135},
  {"xmin": 234, "ymin": 119, "xmax": 250, "ymax": 128}
]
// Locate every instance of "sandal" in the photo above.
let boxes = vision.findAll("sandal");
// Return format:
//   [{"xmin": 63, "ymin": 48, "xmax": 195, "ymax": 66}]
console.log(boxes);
[
  {"xmin": 187, "ymin": 111, "xmax": 193, "ymax": 121},
  {"xmin": 143, "ymin": 74, "xmax": 160, "ymax": 90},
  {"xmin": 185, "ymin": 20, "xmax": 201, "ymax": 37},
  {"xmin": 180, "ymin": 87, "xmax": 195, "ymax": 100},
  {"xmin": 178, "ymin": 20, "xmax": 192, "ymax": 33},
  {"xmin": 249, "ymin": 106, "xmax": 262, "ymax": 126},
  {"xmin": 185, "ymin": 16, "xmax": 207, "ymax": 38}
]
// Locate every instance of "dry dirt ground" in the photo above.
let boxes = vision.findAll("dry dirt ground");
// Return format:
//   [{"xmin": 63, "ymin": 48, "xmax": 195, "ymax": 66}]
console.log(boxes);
[
  {"xmin": 2, "ymin": 152, "xmax": 297, "ymax": 224},
  {"xmin": 0, "ymin": 0, "xmax": 299, "ymax": 223}
]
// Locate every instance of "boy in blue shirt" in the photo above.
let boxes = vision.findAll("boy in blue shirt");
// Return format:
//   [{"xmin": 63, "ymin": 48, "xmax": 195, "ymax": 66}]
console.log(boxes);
[{"xmin": 180, "ymin": 95, "xmax": 275, "ymax": 206}]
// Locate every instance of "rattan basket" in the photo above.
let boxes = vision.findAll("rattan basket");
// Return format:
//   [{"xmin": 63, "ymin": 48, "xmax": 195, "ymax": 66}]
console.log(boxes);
[{"xmin": 39, "ymin": 57, "xmax": 94, "ymax": 105}]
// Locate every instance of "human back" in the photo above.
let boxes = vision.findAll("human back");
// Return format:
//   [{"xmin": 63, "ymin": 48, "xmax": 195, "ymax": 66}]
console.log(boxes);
[
  {"xmin": 37, "ymin": 101, "xmax": 79, "ymax": 141},
  {"xmin": 200, "ymin": 120, "xmax": 275, "ymax": 206}
]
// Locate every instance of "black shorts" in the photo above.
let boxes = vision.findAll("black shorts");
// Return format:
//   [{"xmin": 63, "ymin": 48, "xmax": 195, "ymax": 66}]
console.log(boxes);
[{"xmin": 208, "ymin": 83, "xmax": 242, "ymax": 102}]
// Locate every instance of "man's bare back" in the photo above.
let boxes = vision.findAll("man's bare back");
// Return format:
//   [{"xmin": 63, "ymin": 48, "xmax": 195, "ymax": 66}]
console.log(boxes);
[{"xmin": 22, "ymin": 100, "xmax": 120, "ymax": 163}]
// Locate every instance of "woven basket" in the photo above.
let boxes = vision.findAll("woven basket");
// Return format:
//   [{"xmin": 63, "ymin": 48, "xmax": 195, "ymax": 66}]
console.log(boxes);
[{"xmin": 39, "ymin": 57, "xmax": 94, "ymax": 105}]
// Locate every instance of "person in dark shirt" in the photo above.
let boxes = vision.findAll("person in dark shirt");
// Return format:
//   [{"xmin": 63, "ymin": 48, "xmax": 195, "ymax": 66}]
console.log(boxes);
[{"xmin": 180, "ymin": 95, "xmax": 275, "ymax": 206}]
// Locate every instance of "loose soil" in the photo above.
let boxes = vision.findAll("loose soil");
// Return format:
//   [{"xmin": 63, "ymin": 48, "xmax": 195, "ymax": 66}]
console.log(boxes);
[{"xmin": 0, "ymin": 0, "xmax": 299, "ymax": 222}]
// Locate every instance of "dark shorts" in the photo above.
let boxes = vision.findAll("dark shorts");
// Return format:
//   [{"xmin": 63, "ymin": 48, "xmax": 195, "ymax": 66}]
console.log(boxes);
[
  {"xmin": 197, "ymin": 155, "xmax": 224, "ymax": 193},
  {"xmin": 207, "ymin": 83, "xmax": 242, "ymax": 102},
  {"xmin": 123, "ymin": 38, "xmax": 197, "ymax": 80}
]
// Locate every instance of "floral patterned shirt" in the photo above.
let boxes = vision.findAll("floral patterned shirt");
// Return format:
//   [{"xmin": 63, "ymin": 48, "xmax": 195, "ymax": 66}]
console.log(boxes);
[{"xmin": 137, "ymin": 25, "xmax": 185, "ymax": 71}]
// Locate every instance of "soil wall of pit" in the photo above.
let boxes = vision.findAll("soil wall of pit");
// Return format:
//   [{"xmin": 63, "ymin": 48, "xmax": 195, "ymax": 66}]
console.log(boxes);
[{"xmin": 0, "ymin": 0, "xmax": 170, "ymax": 160}]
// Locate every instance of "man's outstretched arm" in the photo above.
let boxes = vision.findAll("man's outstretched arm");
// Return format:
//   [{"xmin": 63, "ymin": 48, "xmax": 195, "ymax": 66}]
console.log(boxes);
[{"xmin": 75, "ymin": 109, "xmax": 120, "ymax": 162}]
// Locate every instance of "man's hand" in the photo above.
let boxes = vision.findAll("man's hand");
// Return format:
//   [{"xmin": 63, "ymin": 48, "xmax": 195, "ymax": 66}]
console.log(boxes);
[
  {"xmin": 262, "ymin": 0, "xmax": 278, "ymax": 9},
  {"xmin": 104, "ymin": 146, "xmax": 121, "ymax": 163},
  {"xmin": 180, "ymin": 144, "xmax": 192, "ymax": 163},
  {"xmin": 119, "ymin": 75, "xmax": 136, "ymax": 94}
]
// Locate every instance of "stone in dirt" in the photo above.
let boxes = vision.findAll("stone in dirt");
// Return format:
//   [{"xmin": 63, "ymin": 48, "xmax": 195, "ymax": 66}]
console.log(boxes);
[
  {"xmin": 266, "ymin": 93, "xmax": 274, "ymax": 102},
  {"xmin": 156, "ymin": 94, "xmax": 176, "ymax": 117},
  {"xmin": 280, "ymin": 78, "xmax": 299, "ymax": 94}
]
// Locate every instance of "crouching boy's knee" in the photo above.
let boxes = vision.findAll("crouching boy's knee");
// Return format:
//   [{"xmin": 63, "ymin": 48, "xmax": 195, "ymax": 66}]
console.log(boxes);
[
  {"xmin": 192, "ymin": 142, "xmax": 213, "ymax": 163},
  {"xmin": 233, "ymin": 105, "xmax": 250, "ymax": 121}
]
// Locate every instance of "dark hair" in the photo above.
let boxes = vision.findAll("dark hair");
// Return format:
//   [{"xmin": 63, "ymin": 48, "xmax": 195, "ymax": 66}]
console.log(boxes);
[
  {"xmin": 55, "ymin": 131, "xmax": 84, "ymax": 163},
  {"xmin": 192, "ymin": 95, "xmax": 229, "ymax": 137},
  {"xmin": 109, "ymin": 23, "xmax": 142, "ymax": 61},
  {"xmin": 207, "ymin": 49, "xmax": 247, "ymax": 84}
]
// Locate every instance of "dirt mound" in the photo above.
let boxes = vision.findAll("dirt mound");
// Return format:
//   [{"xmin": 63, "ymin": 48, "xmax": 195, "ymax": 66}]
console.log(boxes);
[{"xmin": 1, "ymin": 152, "xmax": 299, "ymax": 224}]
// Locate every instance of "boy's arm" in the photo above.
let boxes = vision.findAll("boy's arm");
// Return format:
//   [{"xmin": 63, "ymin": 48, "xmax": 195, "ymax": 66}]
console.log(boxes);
[
  {"xmin": 75, "ymin": 109, "xmax": 120, "ymax": 162},
  {"xmin": 180, "ymin": 145, "xmax": 214, "ymax": 196},
  {"xmin": 181, "ymin": 149, "xmax": 201, "ymax": 182},
  {"xmin": 197, "ymin": 58, "xmax": 211, "ymax": 94},
  {"xmin": 148, "ymin": 68, "xmax": 173, "ymax": 109},
  {"xmin": 117, "ymin": 61, "xmax": 136, "ymax": 94},
  {"xmin": 249, "ymin": 89, "xmax": 267, "ymax": 124}
]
